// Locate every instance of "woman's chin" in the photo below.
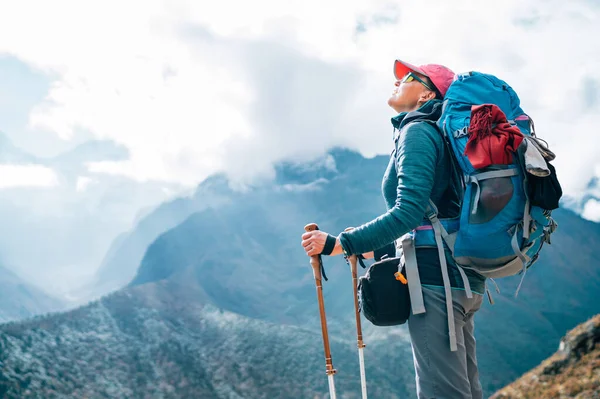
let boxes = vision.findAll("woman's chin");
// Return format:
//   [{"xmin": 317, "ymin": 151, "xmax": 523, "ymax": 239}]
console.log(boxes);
[{"xmin": 388, "ymin": 97, "xmax": 402, "ymax": 112}]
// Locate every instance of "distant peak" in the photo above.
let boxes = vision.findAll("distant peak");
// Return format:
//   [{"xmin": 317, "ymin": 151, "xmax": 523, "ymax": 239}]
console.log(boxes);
[
  {"xmin": 0, "ymin": 131, "xmax": 15, "ymax": 147},
  {"xmin": 55, "ymin": 139, "xmax": 129, "ymax": 163}
]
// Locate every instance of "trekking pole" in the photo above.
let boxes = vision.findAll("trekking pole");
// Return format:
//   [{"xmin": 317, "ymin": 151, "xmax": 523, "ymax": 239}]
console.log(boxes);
[
  {"xmin": 304, "ymin": 223, "xmax": 337, "ymax": 399},
  {"xmin": 344, "ymin": 228, "xmax": 368, "ymax": 399}
]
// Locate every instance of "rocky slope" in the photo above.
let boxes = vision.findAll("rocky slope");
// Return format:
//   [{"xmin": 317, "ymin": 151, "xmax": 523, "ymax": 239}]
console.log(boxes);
[{"xmin": 492, "ymin": 314, "xmax": 600, "ymax": 399}]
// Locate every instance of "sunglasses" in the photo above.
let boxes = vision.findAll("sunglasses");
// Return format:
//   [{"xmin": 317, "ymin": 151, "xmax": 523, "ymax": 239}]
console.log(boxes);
[{"xmin": 401, "ymin": 72, "xmax": 438, "ymax": 94}]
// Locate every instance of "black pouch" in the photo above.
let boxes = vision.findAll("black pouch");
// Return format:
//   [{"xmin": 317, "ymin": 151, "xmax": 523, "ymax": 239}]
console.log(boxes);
[
  {"xmin": 527, "ymin": 162, "xmax": 562, "ymax": 210},
  {"xmin": 357, "ymin": 256, "xmax": 411, "ymax": 326}
]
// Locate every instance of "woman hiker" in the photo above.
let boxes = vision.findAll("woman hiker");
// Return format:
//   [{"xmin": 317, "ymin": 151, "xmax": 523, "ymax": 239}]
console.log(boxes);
[{"xmin": 301, "ymin": 59, "xmax": 486, "ymax": 399}]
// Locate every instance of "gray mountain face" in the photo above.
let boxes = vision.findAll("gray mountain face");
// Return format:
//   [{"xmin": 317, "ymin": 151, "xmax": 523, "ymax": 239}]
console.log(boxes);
[
  {"xmin": 0, "ymin": 131, "xmax": 38, "ymax": 163},
  {"xmin": 0, "ymin": 265, "xmax": 63, "ymax": 323},
  {"xmin": 92, "ymin": 150, "xmax": 352, "ymax": 299},
  {"xmin": 1, "ymin": 148, "xmax": 599, "ymax": 398},
  {"xmin": 87, "ymin": 174, "xmax": 233, "ymax": 300}
]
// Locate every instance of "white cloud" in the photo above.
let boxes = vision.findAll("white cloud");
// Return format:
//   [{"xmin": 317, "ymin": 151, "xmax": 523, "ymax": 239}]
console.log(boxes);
[
  {"xmin": 75, "ymin": 176, "xmax": 93, "ymax": 192},
  {"xmin": 582, "ymin": 198, "xmax": 600, "ymax": 222},
  {"xmin": 0, "ymin": 0, "xmax": 599, "ymax": 196},
  {"xmin": 0, "ymin": 164, "xmax": 59, "ymax": 188}
]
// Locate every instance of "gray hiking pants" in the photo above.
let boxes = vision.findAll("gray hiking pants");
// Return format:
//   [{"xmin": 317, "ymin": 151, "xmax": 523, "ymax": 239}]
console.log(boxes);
[{"xmin": 408, "ymin": 285, "xmax": 484, "ymax": 399}]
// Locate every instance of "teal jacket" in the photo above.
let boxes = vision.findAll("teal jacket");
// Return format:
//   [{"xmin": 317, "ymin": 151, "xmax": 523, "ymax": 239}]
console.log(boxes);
[{"xmin": 339, "ymin": 99, "xmax": 486, "ymax": 294}]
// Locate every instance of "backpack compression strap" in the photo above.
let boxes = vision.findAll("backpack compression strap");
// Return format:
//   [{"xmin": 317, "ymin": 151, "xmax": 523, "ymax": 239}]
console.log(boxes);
[
  {"xmin": 410, "ymin": 200, "xmax": 474, "ymax": 352},
  {"xmin": 400, "ymin": 234, "xmax": 426, "ymax": 315},
  {"xmin": 398, "ymin": 200, "xmax": 475, "ymax": 352},
  {"xmin": 425, "ymin": 200, "xmax": 472, "ymax": 352}
]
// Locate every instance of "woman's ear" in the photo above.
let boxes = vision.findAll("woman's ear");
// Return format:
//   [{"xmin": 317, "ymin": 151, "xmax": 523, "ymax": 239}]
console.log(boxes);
[
  {"xmin": 423, "ymin": 90, "xmax": 436, "ymax": 102},
  {"xmin": 417, "ymin": 90, "xmax": 436, "ymax": 106}
]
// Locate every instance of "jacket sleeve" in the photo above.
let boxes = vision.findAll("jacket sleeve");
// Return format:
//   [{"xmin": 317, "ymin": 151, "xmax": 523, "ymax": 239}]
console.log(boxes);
[{"xmin": 338, "ymin": 122, "xmax": 443, "ymax": 255}]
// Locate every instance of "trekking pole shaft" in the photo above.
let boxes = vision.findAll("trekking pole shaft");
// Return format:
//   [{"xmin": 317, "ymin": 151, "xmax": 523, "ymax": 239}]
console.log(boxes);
[
  {"xmin": 358, "ymin": 348, "xmax": 367, "ymax": 399},
  {"xmin": 304, "ymin": 223, "xmax": 337, "ymax": 383},
  {"xmin": 328, "ymin": 374, "xmax": 337, "ymax": 399},
  {"xmin": 348, "ymin": 254, "xmax": 367, "ymax": 399},
  {"xmin": 314, "ymin": 271, "xmax": 335, "ymax": 375},
  {"xmin": 343, "ymin": 229, "xmax": 366, "ymax": 349}
]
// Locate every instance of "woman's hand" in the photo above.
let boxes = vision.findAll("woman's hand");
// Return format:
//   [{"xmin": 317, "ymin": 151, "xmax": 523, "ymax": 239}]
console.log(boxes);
[{"xmin": 301, "ymin": 230, "xmax": 343, "ymax": 257}]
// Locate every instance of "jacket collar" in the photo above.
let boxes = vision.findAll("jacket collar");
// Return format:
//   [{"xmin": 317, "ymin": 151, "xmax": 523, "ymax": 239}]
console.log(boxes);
[{"xmin": 390, "ymin": 99, "xmax": 444, "ymax": 130}]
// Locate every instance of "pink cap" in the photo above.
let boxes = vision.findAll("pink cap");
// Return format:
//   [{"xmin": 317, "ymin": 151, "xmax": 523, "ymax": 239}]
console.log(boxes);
[{"xmin": 394, "ymin": 59, "xmax": 455, "ymax": 97}]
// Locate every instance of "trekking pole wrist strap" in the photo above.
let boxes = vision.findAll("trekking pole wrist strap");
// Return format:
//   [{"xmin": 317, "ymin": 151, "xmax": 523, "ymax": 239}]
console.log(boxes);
[{"xmin": 321, "ymin": 234, "xmax": 337, "ymax": 256}]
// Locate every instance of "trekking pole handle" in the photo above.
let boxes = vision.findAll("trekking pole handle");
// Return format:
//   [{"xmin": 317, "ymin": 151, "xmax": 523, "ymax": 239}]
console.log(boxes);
[{"xmin": 304, "ymin": 223, "xmax": 322, "ymax": 280}]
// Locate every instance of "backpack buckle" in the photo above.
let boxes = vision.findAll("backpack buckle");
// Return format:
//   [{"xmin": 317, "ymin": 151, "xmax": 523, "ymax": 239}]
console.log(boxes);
[{"xmin": 425, "ymin": 200, "xmax": 439, "ymax": 221}]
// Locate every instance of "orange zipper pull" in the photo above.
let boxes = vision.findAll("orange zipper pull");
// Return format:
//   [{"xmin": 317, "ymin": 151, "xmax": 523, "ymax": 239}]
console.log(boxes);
[{"xmin": 394, "ymin": 271, "xmax": 408, "ymax": 284}]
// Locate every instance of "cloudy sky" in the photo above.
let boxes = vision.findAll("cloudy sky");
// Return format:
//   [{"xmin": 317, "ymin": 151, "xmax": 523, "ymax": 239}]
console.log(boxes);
[{"xmin": 1, "ymin": 0, "xmax": 600, "ymax": 217}]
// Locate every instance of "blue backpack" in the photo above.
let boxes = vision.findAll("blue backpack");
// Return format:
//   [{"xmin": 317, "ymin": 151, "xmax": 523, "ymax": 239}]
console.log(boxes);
[
  {"xmin": 400, "ymin": 71, "xmax": 560, "ymax": 351},
  {"xmin": 438, "ymin": 71, "xmax": 558, "ymax": 284}
]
